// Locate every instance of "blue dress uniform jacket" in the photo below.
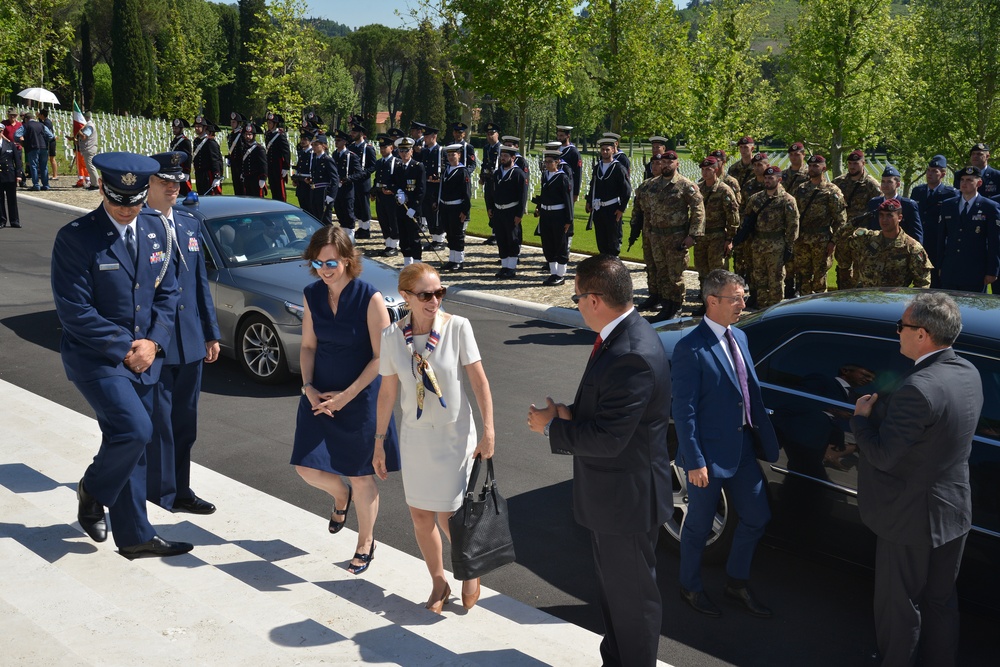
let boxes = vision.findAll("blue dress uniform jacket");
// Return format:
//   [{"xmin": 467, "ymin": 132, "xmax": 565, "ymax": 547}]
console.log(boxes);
[
  {"xmin": 52, "ymin": 206, "xmax": 178, "ymax": 385},
  {"xmin": 953, "ymin": 164, "xmax": 1000, "ymax": 196},
  {"xmin": 910, "ymin": 183, "xmax": 958, "ymax": 281},
  {"xmin": 937, "ymin": 194, "xmax": 1000, "ymax": 292},
  {"xmin": 866, "ymin": 195, "xmax": 924, "ymax": 243}
]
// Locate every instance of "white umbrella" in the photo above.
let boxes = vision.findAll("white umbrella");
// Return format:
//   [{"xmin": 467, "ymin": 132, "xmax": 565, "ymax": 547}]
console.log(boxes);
[{"xmin": 18, "ymin": 87, "xmax": 60, "ymax": 106}]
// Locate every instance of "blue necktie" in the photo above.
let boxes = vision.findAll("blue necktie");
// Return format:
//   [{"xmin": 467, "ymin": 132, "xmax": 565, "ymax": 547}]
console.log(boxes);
[{"xmin": 125, "ymin": 226, "xmax": 137, "ymax": 266}]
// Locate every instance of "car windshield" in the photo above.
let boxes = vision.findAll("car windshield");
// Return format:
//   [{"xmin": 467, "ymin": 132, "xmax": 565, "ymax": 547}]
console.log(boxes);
[{"xmin": 206, "ymin": 211, "xmax": 322, "ymax": 267}]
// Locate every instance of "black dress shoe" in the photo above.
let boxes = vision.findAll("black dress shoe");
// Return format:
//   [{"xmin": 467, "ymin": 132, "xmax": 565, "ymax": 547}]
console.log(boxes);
[
  {"xmin": 354, "ymin": 228, "xmax": 371, "ymax": 239},
  {"xmin": 482, "ymin": 235, "xmax": 496, "ymax": 245},
  {"xmin": 9, "ymin": 222, "xmax": 20, "ymax": 228},
  {"xmin": 173, "ymin": 495, "xmax": 216, "ymax": 515},
  {"xmin": 77, "ymin": 478, "xmax": 107, "ymax": 543},
  {"xmin": 445, "ymin": 262, "xmax": 464, "ymax": 272},
  {"xmin": 637, "ymin": 294, "xmax": 662, "ymax": 310},
  {"xmin": 440, "ymin": 261, "xmax": 455, "ymax": 271},
  {"xmin": 724, "ymin": 585, "xmax": 772, "ymax": 618},
  {"xmin": 119, "ymin": 536, "xmax": 194, "ymax": 560},
  {"xmin": 542, "ymin": 274, "xmax": 565, "ymax": 286},
  {"xmin": 649, "ymin": 301, "xmax": 680, "ymax": 323},
  {"xmin": 680, "ymin": 587, "xmax": 722, "ymax": 617},
  {"xmin": 382, "ymin": 247, "xmax": 399, "ymax": 257}
]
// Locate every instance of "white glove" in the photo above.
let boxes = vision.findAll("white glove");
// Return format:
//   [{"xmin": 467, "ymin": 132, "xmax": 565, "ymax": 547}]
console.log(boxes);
[
  {"xmin": 281, "ymin": 169, "xmax": 288, "ymax": 178},
  {"xmin": 396, "ymin": 191, "xmax": 406, "ymax": 206},
  {"xmin": 211, "ymin": 178, "xmax": 222, "ymax": 189},
  {"xmin": 406, "ymin": 208, "xmax": 416, "ymax": 219},
  {"xmin": 259, "ymin": 179, "xmax": 266, "ymax": 188},
  {"xmin": 325, "ymin": 196, "xmax": 334, "ymax": 205}
]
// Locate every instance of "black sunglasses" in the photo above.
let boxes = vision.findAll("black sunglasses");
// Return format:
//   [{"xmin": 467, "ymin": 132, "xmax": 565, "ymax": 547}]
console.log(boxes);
[
  {"xmin": 571, "ymin": 292, "xmax": 603, "ymax": 304},
  {"xmin": 406, "ymin": 287, "xmax": 447, "ymax": 302},
  {"xmin": 310, "ymin": 259, "xmax": 340, "ymax": 269},
  {"xmin": 896, "ymin": 319, "xmax": 922, "ymax": 334}
]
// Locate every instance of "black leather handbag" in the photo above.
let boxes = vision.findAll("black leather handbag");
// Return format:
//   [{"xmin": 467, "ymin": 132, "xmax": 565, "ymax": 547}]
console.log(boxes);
[{"xmin": 449, "ymin": 456, "xmax": 516, "ymax": 580}]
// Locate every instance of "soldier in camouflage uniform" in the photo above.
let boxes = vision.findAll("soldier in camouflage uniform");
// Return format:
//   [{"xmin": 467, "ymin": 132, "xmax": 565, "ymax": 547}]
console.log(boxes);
[
  {"xmin": 834, "ymin": 198, "xmax": 931, "ymax": 288},
  {"xmin": 782, "ymin": 142, "xmax": 810, "ymax": 193},
  {"xmin": 696, "ymin": 156, "xmax": 739, "ymax": 281},
  {"xmin": 733, "ymin": 152, "xmax": 770, "ymax": 294},
  {"xmin": 631, "ymin": 150, "xmax": 705, "ymax": 322},
  {"xmin": 728, "ymin": 135, "xmax": 756, "ymax": 192},
  {"xmin": 630, "ymin": 155, "xmax": 666, "ymax": 311},
  {"xmin": 793, "ymin": 155, "xmax": 846, "ymax": 294},
  {"xmin": 743, "ymin": 165, "xmax": 799, "ymax": 308},
  {"xmin": 832, "ymin": 149, "xmax": 881, "ymax": 289},
  {"xmin": 710, "ymin": 149, "xmax": 742, "ymax": 210}
]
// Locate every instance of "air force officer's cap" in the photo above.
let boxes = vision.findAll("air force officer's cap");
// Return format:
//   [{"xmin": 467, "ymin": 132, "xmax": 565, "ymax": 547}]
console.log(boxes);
[
  {"xmin": 150, "ymin": 151, "xmax": 189, "ymax": 182},
  {"xmin": 93, "ymin": 152, "xmax": 159, "ymax": 206}
]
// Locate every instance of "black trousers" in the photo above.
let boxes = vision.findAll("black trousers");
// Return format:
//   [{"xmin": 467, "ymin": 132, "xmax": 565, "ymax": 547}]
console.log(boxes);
[
  {"xmin": 593, "ymin": 207, "xmax": 623, "ymax": 256},
  {"xmin": 334, "ymin": 187, "xmax": 355, "ymax": 229},
  {"xmin": 307, "ymin": 189, "xmax": 332, "ymax": 224},
  {"xmin": 354, "ymin": 186, "xmax": 372, "ymax": 222},
  {"xmin": 539, "ymin": 212, "xmax": 570, "ymax": 264},
  {"xmin": 374, "ymin": 194, "xmax": 399, "ymax": 240},
  {"xmin": 591, "ymin": 526, "xmax": 662, "ymax": 667},
  {"xmin": 424, "ymin": 184, "xmax": 442, "ymax": 234},
  {"xmin": 399, "ymin": 211, "xmax": 422, "ymax": 259},
  {"xmin": 268, "ymin": 170, "xmax": 286, "ymax": 202},
  {"xmin": 0, "ymin": 181, "xmax": 18, "ymax": 226},
  {"xmin": 295, "ymin": 184, "xmax": 310, "ymax": 212},
  {"xmin": 441, "ymin": 205, "xmax": 467, "ymax": 251},
  {"xmin": 874, "ymin": 533, "xmax": 967, "ymax": 667},
  {"xmin": 492, "ymin": 208, "xmax": 521, "ymax": 260}
]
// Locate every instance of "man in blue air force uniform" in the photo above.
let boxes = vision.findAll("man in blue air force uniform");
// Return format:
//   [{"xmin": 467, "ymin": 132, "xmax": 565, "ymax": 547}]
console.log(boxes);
[{"xmin": 51, "ymin": 152, "xmax": 192, "ymax": 559}]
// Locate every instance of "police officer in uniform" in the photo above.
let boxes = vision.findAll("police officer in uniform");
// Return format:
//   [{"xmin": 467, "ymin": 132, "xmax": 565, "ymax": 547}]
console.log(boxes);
[
  {"xmin": 832, "ymin": 149, "xmax": 882, "ymax": 288},
  {"xmin": 439, "ymin": 143, "xmax": 472, "ymax": 272},
  {"xmin": 332, "ymin": 129, "xmax": 361, "ymax": 239},
  {"xmin": 793, "ymin": 155, "xmax": 846, "ymax": 294},
  {"xmin": 490, "ymin": 144, "xmax": 528, "ymax": 278},
  {"xmin": 587, "ymin": 137, "xmax": 632, "ymax": 256},
  {"xmin": 939, "ymin": 166, "xmax": 1000, "ymax": 293},
  {"xmin": 420, "ymin": 126, "xmax": 446, "ymax": 250},
  {"xmin": 372, "ymin": 134, "xmax": 402, "ymax": 256},
  {"xmin": 740, "ymin": 164, "xmax": 799, "ymax": 308},
  {"xmin": 835, "ymin": 198, "xmax": 931, "ymax": 288},
  {"xmin": 264, "ymin": 112, "xmax": 291, "ymax": 202},
  {"xmin": 865, "ymin": 165, "xmax": 923, "ymax": 242},
  {"xmin": 393, "ymin": 137, "xmax": 425, "ymax": 265},
  {"xmin": 557, "ymin": 125, "xmax": 583, "ymax": 201},
  {"xmin": 145, "ymin": 151, "xmax": 221, "ymax": 514},
  {"xmin": 306, "ymin": 134, "xmax": 339, "ymax": 224},
  {"xmin": 52, "ymin": 151, "xmax": 192, "ymax": 559},
  {"xmin": 169, "ymin": 118, "xmax": 193, "ymax": 195},
  {"xmin": 292, "ymin": 129, "xmax": 315, "ymax": 211},
  {"xmin": 953, "ymin": 143, "xmax": 1000, "ymax": 196},
  {"xmin": 227, "ymin": 112, "xmax": 246, "ymax": 195},
  {"xmin": 348, "ymin": 122, "xmax": 377, "ymax": 238},
  {"xmin": 534, "ymin": 148, "xmax": 574, "ymax": 285},
  {"xmin": 480, "ymin": 121, "xmax": 502, "ymax": 245},
  {"xmin": 191, "ymin": 116, "xmax": 223, "ymax": 196},
  {"xmin": 240, "ymin": 122, "xmax": 268, "ymax": 198},
  {"xmin": 910, "ymin": 155, "xmax": 958, "ymax": 286}
]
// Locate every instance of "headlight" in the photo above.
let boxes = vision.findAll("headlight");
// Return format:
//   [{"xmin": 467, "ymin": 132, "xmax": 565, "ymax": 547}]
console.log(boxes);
[{"xmin": 284, "ymin": 301, "xmax": 304, "ymax": 320}]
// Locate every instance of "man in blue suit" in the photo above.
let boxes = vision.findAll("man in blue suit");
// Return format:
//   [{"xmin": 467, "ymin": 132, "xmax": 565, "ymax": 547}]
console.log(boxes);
[
  {"xmin": 145, "ymin": 152, "xmax": 222, "ymax": 513},
  {"xmin": 910, "ymin": 155, "xmax": 959, "ymax": 287},
  {"xmin": 866, "ymin": 165, "xmax": 923, "ymax": 243},
  {"xmin": 52, "ymin": 152, "xmax": 193, "ymax": 559},
  {"xmin": 938, "ymin": 166, "xmax": 1000, "ymax": 293},
  {"xmin": 671, "ymin": 269, "xmax": 779, "ymax": 618},
  {"xmin": 529, "ymin": 255, "xmax": 671, "ymax": 667}
]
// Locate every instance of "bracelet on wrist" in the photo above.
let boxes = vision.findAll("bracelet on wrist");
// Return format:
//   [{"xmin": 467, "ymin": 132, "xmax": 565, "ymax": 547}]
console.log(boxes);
[{"xmin": 374, "ymin": 433, "xmax": 387, "ymax": 440}]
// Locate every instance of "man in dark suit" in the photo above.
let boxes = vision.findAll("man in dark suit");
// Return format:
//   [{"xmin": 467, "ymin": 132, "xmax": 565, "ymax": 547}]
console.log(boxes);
[
  {"xmin": 851, "ymin": 292, "xmax": 983, "ymax": 667},
  {"xmin": 529, "ymin": 254, "xmax": 671, "ymax": 667},
  {"xmin": 51, "ymin": 152, "xmax": 192, "ymax": 559},
  {"xmin": 938, "ymin": 166, "xmax": 1000, "ymax": 293},
  {"xmin": 144, "ymin": 151, "xmax": 222, "ymax": 514},
  {"xmin": 671, "ymin": 269, "xmax": 780, "ymax": 618}
]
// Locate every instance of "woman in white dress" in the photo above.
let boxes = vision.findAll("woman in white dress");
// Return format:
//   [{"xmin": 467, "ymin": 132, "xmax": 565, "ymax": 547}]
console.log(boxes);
[{"xmin": 373, "ymin": 263, "xmax": 495, "ymax": 613}]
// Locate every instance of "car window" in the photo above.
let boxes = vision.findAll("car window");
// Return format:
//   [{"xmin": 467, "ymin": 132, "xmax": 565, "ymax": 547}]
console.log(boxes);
[
  {"xmin": 959, "ymin": 352, "xmax": 1000, "ymax": 442},
  {"xmin": 756, "ymin": 332, "xmax": 911, "ymax": 399},
  {"xmin": 206, "ymin": 212, "xmax": 322, "ymax": 267}
]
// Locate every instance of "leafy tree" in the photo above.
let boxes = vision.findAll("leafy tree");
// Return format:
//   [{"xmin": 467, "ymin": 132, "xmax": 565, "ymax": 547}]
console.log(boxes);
[
  {"xmin": 411, "ymin": 20, "xmax": 446, "ymax": 130},
  {"xmin": 348, "ymin": 26, "xmax": 415, "ymax": 130},
  {"xmin": 236, "ymin": 0, "xmax": 266, "ymax": 116},
  {"xmin": 14, "ymin": 0, "xmax": 75, "ymax": 97},
  {"xmin": 557, "ymin": 49, "xmax": 606, "ymax": 145},
  {"xmin": 685, "ymin": 0, "xmax": 776, "ymax": 156},
  {"xmin": 775, "ymin": 0, "xmax": 904, "ymax": 175},
  {"xmin": 584, "ymin": 0, "xmax": 691, "ymax": 137},
  {"xmin": 246, "ymin": 0, "xmax": 319, "ymax": 122},
  {"xmin": 0, "ymin": 5, "xmax": 29, "ymax": 98},
  {"xmin": 446, "ymin": 0, "xmax": 578, "ymax": 146},
  {"xmin": 212, "ymin": 2, "xmax": 241, "ymax": 120},
  {"xmin": 112, "ymin": 0, "xmax": 153, "ymax": 114},
  {"xmin": 92, "ymin": 62, "xmax": 113, "ymax": 111}
]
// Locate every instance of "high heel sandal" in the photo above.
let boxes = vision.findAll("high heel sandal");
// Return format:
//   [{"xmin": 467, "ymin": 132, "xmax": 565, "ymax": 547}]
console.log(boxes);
[
  {"xmin": 347, "ymin": 540, "xmax": 376, "ymax": 575},
  {"xmin": 426, "ymin": 584, "xmax": 451, "ymax": 614},
  {"xmin": 461, "ymin": 578, "xmax": 481, "ymax": 610},
  {"xmin": 328, "ymin": 486, "xmax": 353, "ymax": 534}
]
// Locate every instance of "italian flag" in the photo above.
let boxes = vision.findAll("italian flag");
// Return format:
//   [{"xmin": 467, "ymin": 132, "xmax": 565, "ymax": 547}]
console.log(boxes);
[
  {"xmin": 72, "ymin": 100, "xmax": 86, "ymax": 136},
  {"xmin": 71, "ymin": 100, "xmax": 88, "ymax": 183}
]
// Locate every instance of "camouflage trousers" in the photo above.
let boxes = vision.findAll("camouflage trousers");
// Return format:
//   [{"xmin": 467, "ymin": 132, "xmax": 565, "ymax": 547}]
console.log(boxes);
[
  {"xmin": 733, "ymin": 242, "xmax": 753, "ymax": 284},
  {"xmin": 650, "ymin": 232, "xmax": 688, "ymax": 303},
  {"xmin": 642, "ymin": 231, "xmax": 659, "ymax": 297},
  {"xmin": 749, "ymin": 239, "xmax": 786, "ymax": 308},
  {"xmin": 834, "ymin": 242, "xmax": 855, "ymax": 289},
  {"xmin": 694, "ymin": 233, "xmax": 729, "ymax": 283},
  {"xmin": 794, "ymin": 234, "xmax": 834, "ymax": 295}
]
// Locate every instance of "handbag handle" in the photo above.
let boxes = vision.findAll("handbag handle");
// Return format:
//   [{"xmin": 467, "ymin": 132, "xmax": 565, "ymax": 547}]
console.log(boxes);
[{"xmin": 463, "ymin": 455, "xmax": 497, "ymax": 499}]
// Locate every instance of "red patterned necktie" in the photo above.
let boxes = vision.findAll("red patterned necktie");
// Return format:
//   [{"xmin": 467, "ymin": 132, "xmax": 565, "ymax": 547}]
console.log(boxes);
[{"xmin": 591, "ymin": 334, "xmax": 603, "ymax": 359}]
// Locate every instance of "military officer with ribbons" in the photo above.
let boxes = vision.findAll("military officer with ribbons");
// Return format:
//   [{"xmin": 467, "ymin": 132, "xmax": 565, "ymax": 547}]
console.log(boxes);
[
  {"xmin": 792, "ymin": 154, "xmax": 846, "ymax": 295},
  {"xmin": 348, "ymin": 122, "xmax": 377, "ymax": 239},
  {"xmin": 191, "ymin": 115, "xmax": 223, "ymax": 196},
  {"xmin": 489, "ymin": 144, "xmax": 528, "ymax": 278},
  {"xmin": 372, "ymin": 134, "xmax": 402, "ymax": 257},
  {"xmin": 835, "ymin": 198, "xmax": 931, "ymax": 288},
  {"xmin": 52, "ymin": 151, "xmax": 193, "ymax": 559},
  {"xmin": 392, "ymin": 137, "xmax": 425, "ymax": 265},
  {"xmin": 264, "ymin": 112, "xmax": 291, "ymax": 202},
  {"xmin": 168, "ymin": 118, "xmax": 193, "ymax": 195},
  {"xmin": 938, "ymin": 165, "xmax": 1000, "ymax": 293},
  {"xmin": 438, "ymin": 143, "xmax": 473, "ymax": 272},
  {"xmin": 587, "ymin": 137, "xmax": 632, "ymax": 256},
  {"xmin": 144, "ymin": 151, "xmax": 221, "ymax": 515}
]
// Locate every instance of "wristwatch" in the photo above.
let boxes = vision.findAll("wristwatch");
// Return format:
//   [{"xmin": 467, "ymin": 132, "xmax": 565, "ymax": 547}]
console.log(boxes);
[
  {"xmin": 301, "ymin": 382, "xmax": 313, "ymax": 395},
  {"xmin": 543, "ymin": 418, "xmax": 553, "ymax": 437},
  {"xmin": 153, "ymin": 341, "xmax": 162, "ymax": 354}
]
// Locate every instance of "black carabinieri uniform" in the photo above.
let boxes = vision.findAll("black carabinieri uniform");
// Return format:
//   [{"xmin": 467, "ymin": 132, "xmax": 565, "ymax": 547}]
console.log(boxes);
[
  {"xmin": 192, "ymin": 134, "xmax": 223, "ymax": 196},
  {"xmin": 169, "ymin": 133, "xmax": 193, "ymax": 195},
  {"xmin": 265, "ymin": 129, "xmax": 291, "ymax": 201},
  {"xmin": 227, "ymin": 131, "xmax": 245, "ymax": 195},
  {"xmin": 420, "ymin": 143, "xmax": 444, "ymax": 234},
  {"xmin": 293, "ymin": 144, "xmax": 314, "ymax": 211},
  {"xmin": 241, "ymin": 140, "xmax": 268, "ymax": 197}
]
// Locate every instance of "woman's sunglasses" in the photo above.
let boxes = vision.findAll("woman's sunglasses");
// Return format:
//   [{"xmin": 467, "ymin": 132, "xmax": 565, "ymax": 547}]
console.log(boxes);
[
  {"xmin": 405, "ymin": 287, "xmax": 448, "ymax": 302},
  {"xmin": 310, "ymin": 259, "xmax": 340, "ymax": 269}
]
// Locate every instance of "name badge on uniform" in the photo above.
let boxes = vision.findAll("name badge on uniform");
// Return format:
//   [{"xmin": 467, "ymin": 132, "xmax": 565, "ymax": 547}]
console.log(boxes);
[
  {"xmin": 99, "ymin": 263, "xmax": 120, "ymax": 271},
  {"xmin": 188, "ymin": 236, "xmax": 200, "ymax": 252},
  {"xmin": 149, "ymin": 251, "xmax": 165, "ymax": 264},
  {"xmin": 973, "ymin": 213, "xmax": 985, "ymax": 221}
]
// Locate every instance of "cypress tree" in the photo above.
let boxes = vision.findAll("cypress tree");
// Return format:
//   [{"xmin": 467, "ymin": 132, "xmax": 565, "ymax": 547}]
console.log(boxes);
[
  {"xmin": 80, "ymin": 4, "xmax": 94, "ymax": 111},
  {"xmin": 415, "ymin": 22, "xmax": 445, "ymax": 131},
  {"xmin": 235, "ymin": 0, "xmax": 266, "ymax": 117},
  {"xmin": 111, "ymin": 0, "xmax": 151, "ymax": 115}
]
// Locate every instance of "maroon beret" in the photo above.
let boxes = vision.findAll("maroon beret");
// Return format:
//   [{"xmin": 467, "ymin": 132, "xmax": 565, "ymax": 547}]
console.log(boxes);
[
  {"xmin": 699, "ymin": 156, "xmax": 719, "ymax": 168},
  {"xmin": 709, "ymin": 149, "xmax": 727, "ymax": 161},
  {"xmin": 790, "ymin": 142, "xmax": 805, "ymax": 152},
  {"xmin": 807, "ymin": 155, "xmax": 826, "ymax": 165},
  {"xmin": 737, "ymin": 136, "xmax": 755, "ymax": 146},
  {"xmin": 663, "ymin": 150, "xmax": 678, "ymax": 159},
  {"xmin": 847, "ymin": 149, "xmax": 865, "ymax": 162},
  {"xmin": 878, "ymin": 198, "xmax": 903, "ymax": 212},
  {"xmin": 751, "ymin": 152, "xmax": 769, "ymax": 163},
  {"xmin": 763, "ymin": 165, "xmax": 782, "ymax": 176}
]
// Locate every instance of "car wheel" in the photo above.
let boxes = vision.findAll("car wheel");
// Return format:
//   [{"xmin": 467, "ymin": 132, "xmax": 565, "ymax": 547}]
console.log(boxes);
[
  {"xmin": 237, "ymin": 314, "xmax": 290, "ymax": 384},
  {"xmin": 662, "ymin": 459, "xmax": 737, "ymax": 564}
]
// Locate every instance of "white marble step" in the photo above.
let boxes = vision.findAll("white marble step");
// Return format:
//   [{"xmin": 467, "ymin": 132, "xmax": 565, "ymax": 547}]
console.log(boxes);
[{"xmin": 0, "ymin": 380, "xmax": 671, "ymax": 666}]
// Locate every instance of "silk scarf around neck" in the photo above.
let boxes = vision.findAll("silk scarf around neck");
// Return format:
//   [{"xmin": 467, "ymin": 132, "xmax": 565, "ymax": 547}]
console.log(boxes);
[{"xmin": 402, "ymin": 312, "xmax": 447, "ymax": 418}]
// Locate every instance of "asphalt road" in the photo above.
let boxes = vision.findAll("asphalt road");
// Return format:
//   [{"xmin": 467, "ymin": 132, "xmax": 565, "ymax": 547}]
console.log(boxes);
[{"xmin": 1, "ymin": 197, "xmax": 993, "ymax": 667}]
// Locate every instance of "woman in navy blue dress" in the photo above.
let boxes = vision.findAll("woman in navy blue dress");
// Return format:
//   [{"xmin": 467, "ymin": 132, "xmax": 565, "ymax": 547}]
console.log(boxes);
[{"xmin": 291, "ymin": 225, "xmax": 399, "ymax": 575}]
